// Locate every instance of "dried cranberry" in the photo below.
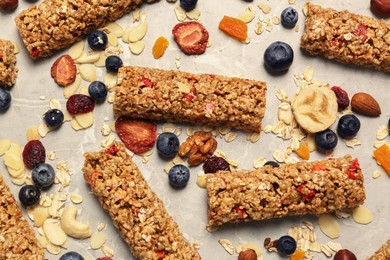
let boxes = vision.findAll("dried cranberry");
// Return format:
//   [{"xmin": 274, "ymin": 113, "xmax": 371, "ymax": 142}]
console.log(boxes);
[
  {"xmin": 203, "ymin": 156, "xmax": 230, "ymax": 173},
  {"xmin": 66, "ymin": 94, "xmax": 95, "ymax": 114},
  {"xmin": 22, "ymin": 140, "xmax": 46, "ymax": 169},
  {"xmin": 331, "ymin": 86, "xmax": 350, "ymax": 110}
]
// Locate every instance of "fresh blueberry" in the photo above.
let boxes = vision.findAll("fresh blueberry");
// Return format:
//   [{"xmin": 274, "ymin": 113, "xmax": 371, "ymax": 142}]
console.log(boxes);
[
  {"xmin": 87, "ymin": 30, "xmax": 108, "ymax": 51},
  {"xmin": 264, "ymin": 41, "xmax": 294, "ymax": 72},
  {"xmin": 32, "ymin": 163, "xmax": 55, "ymax": 189},
  {"xmin": 43, "ymin": 109, "xmax": 64, "ymax": 128},
  {"xmin": 157, "ymin": 132, "xmax": 180, "ymax": 159},
  {"xmin": 281, "ymin": 7, "xmax": 298, "ymax": 28},
  {"xmin": 59, "ymin": 251, "xmax": 84, "ymax": 260},
  {"xmin": 337, "ymin": 114, "xmax": 361, "ymax": 139},
  {"xmin": 277, "ymin": 235, "xmax": 297, "ymax": 255},
  {"xmin": 315, "ymin": 129, "xmax": 338, "ymax": 151},
  {"xmin": 0, "ymin": 88, "xmax": 11, "ymax": 111},
  {"xmin": 168, "ymin": 164, "xmax": 190, "ymax": 188},
  {"xmin": 88, "ymin": 81, "xmax": 108, "ymax": 101},
  {"xmin": 264, "ymin": 161, "xmax": 280, "ymax": 167},
  {"xmin": 18, "ymin": 185, "xmax": 41, "ymax": 207},
  {"xmin": 105, "ymin": 55, "xmax": 123, "ymax": 73},
  {"xmin": 180, "ymin": 0, "xmax": 198, "ymax": 12}
]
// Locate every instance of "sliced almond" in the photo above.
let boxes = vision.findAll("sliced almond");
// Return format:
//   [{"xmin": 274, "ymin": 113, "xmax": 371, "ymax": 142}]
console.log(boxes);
[
  {"xmin": 128, "ymin": 41, "xmax": 145, "ymax": 55},
  {"xmin": 7, "ymin": 165, "xmax": 24, "ymax": 178},
  {"xmin": 46, "ymin": 242, "xmax": 61, "ymax": 255},
  {"xmin": 79, "ymin": 64, "xmax": 97, "ymax": 82},
  {"xmin": 186, "ymin": 8, "xmax": 201, "ymax": 20},
  {"xmin": 107, "ymin": 33, "xmax": 118, "ymax": 47},
  {"xmin": 0, "ymin": 139, "xmax": 11, "ymax": 155},
  {"xmin": 63, "ymin": 110, "xmax": 72, "ymax": 122},
  {"xmin": 48, "ymin": 194, "xmax": 60, "ymax": 218},
  {"xmin": 4, "ymin": 151, "xmax": 23, "ymax": 170},
  {"xmin": 68, "ymin": 40, "xmax": 85, "ymax": 60},
  {"xmin": 318, "ymin": 213, "xmax": 340, "ymax": 239},
  {"xmin": 196, "ymin": 174, "xmax": 207, "ymax": 189},
  {"xmin": 78, "ymin": 84, "xmax": 89, "ymax": 96},
  {"xmin": 174, "ymin": 5, "xmax": 187, "ymax": 21},
  {"xmin": 76, "ymin": 52, "xmax": 101, "ymax": 64},
  {"xmin": 104, "ymin": 73, "xmax": 118, "ymax": 91},
  {"xmin": 10, "ymin": 174, "xmax": 26, "ymax": 186},
  {"xmin": 64, "ymin": 75, "xmax": 82, "ymax": 98},
  {"xmin": 90, "ymin": 232, "xmax": 106, "ymax": 249},
  {"xmin": 74, "ymin": 112, "xmax": 94, "ymax": 129},
  {"xmin": 352, "ymin": 207, "xmax": 373, "ymax": 224},
  {"xmin": 33, "ymin": 207, "xmax": 49, "ymax": 227},
  {"xmin": 122, "ymin": 27, "xmax": 132, "ymax": 44},
  {"xmin": 38, "ymin": 122, "xmax": 53, "ymax": 138},
  {"xmin": 37, "ymin": 235, "xmax": 48, "ymax": 248},
  {"xmin": 43, "ymin": 219, "xmax": 67, "ymax": 246},
  {"xmin": 104, "ymin": 22, "xmax": 124, "ymax": 38},
  {"xmin": 237, "ymin": 5, "xmax": 256, "ymax": 23},
  {"xmin": 70, "ymin": 194, "xmax": 83, "ymax": 204},
  {"xmin": 128, "ymin": 23, "xmax": 148, "ymax": 43},
  {"xmin": 95, "ymin": 52, "xmax": 107, "ymax": 67}
]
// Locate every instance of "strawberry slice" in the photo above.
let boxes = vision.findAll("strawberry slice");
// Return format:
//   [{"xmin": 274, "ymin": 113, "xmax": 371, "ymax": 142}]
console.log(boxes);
[
  {"xmin": 115, "ymin": 117, "xmax": 157, "ymax": 154},
  {"xmin": 51, "ymin": 54, "xmax": 77, "ymax": 86},
  {"xmin": 172, "ymin": 21, "xmax": 209, "ymax": 55}
]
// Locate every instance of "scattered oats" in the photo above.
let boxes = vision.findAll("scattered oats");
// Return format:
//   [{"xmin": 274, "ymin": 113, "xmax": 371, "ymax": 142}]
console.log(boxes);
[
  {"xmin": 38, "ymin": 122, "xmax": 51, "ymax": 137},
  {"xmin": 278, "ymin": 107, "xmax": 294, "ymax": 125},
  {"xmin": 47, "ymin": 151, "xmax": 56, "ymax": 160},
  {"xmin": 193, "ymin": 241, "xmax": 200, "ymax": 250},
  {"xmin": 214, "ymin": 150, "xmax": 226, "ymax": 158},
  {"xmin": 376, "ymin": 125, "xmax": 389, "ymax": 140},
  {"xmin": 174, "ymin": 127, "xmax": 182, "ymax": 136},
  {"xmin": 262, "ymin": 125, "xmax": 273, "ymax": 133},
  {"xmin": 253, "ymin": 156, "xmax": 267, "ymax": 169},
  {"xmin": 272, "ymin": 121, "xmax": 284, "ymax": 134},
  {"xmin": 295, "ymin": 24, "xmax": 299, "ymax": 32},
  {"xmin": 49, "ymin": 99, "xmax": 62, "ymax": 110},
  {"xmin": 101, "ymin": 135, "xmax": 116, "ymax": 148},
  {"xmin": 266, "ymin": 23, "xmax": 273, "ymax": 32},
  {"xmin": 174, "ymin": 5, "xmax": 187, "ymax": 21},
  {"xmin": 247, "ymin": 132, "xmax": 261, "ymax": 143},
  {"xmin": 218, "ymin": 126, "xmax": 231, "ymax": 135},
  {"xmin": 175, "ymin": 59, "xmax": 181, "ymax": 69},
  {"xmin": 202, "ymin": 125, "xmax": 213, "ymax": 132},
  {"xmin": 40, "ymin": 96, "xmax": 46, "ymax": 100},
  {"xmin": 227, "ymin": 159, "xmax": 238, "ymax": 168},
  {"xmin": 285, "ymin": 156, "xmax": 299, "ymax": 164},
  {"xmin": 302, "ymin": 221, "xmax": 314, "ymax": 231},
  {"xmin": 218, "ymin": 239, "xmax": 234, "ymax": 255},
  {"xmin": 303, "ymin": 66, "xmax": 314, "ymax": 82},
  {"xmin": 320, "ymin": 244, "xmax": 333, "ymax": 257},
  {"xmin": 373, "ymin": 170, "xmax": 381, "ymax": 179},
  {"xmin": 258, "ymin": 2, "xmax": 271, "ymax": 14},
  {"xmin": 273, "ymin": 149, "xmax": 287, "ymax": 163},
  {"xmin": 70, "ymin": 194, "xmax": 83, "ymax": 204},
  {"xmin": 237, "ymin": 5, "xmax": 256, "ymax": 23},
  {"xmin": 272, "ymin": 16, "xmax": 280, "ymax": 25},
  {"xmin": 302, "ymin": 3, "xmax": 308, "ymax": 16},
  {"xmin": 101, "ymin": 244, "xmax": 114, "ymax": 257},
  {"xmin": 335, "ymin": 209, "xmax": 351, "ymax": 219},
  {"xmin": 288, "ymin": 226, "xmax": 303, "ymax": 241},
  {"xmin": 254, "ymin": 22, "xmax": 264, "ymax": 35},
  {"xmin": 101, "ymin": 123, "xmax": 112, "ymax": 136},
  {"xmin": 244, "ymin": 37, "xmax": 250, "ymax": 44},
  {"xmin": 327, "ymin": 241, "xmax": 343, "ymax": 252},
  {"xmin": 186, "ymin": 7, "xmax": 201, "ymax": 20},
  {"xmin": 224, "ymin": 131, "xmax": 238, "ymax": 143},
  {"xmin": 141, "ymin": 156, "xmax": 149, "ymax": 164},
  {"xmin": 97, "ymin": 223, "xmax": 107, "ymax": 231},
  {"xmin": 309, "ymin": 242, "xmax": 322, "ymax": 252},
  {"xmin": 132, "ymin": 8, "xmax": 141, "ymax": 22},
  {"xmin": 104, "ymin": 46, "xmax": 123, "ymax": 56},
  {"xmin": 46, "ymin": 242, "xmax": 61, "ymax": 255},
  {"xmin": 352, "ymin": 207, "xmax": 373, "ymax": 224},
  {"xmin": 344, "ymin": 138, "xmax": 362, "ymax": 148},
  {"xmin": 164, "ymin": 161, "xmax": 175, "ymax": 173},
  {"xmin": 318, "ymin": 214, "xmax": 340, "ymax": 239}
]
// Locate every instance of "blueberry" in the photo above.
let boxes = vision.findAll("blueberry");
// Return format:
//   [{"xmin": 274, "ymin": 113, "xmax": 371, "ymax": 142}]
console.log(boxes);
[
  {"xmin": 43, "ymin": 109, "xmax": 64, "ymax": 128},
  {"xmin": 315, "ymin": 129, "xmax": 338, "ymax": 151},
  {"xmin": 168, "ymin": 164, "xmax": 190, "ymax": 188},
  {"xmin": 337, "ymin": 114, "xmax": 361, "ymax": 139},
  {"xmin": 264, "ymin": 41, "xmax": 294, "ymax": 72},
  {"xmin": 0, "ymin": 88, "xmax": 11, "ymax": 111},
  {"xmin": 180, "ymin": 0, "xmax": 198, "ymax": 12},
  {"xmin": 281, "ymin": 7, "xmax": 298, "ymax": 28},
  {"xmin": 157, "ymin": 132, "xmax": 180, "ymax": 159},
  {"xmin": 105, "ymin": 55, "xmax": 123, "ymax": 73},
  {"xmin": 32, "ymin": 163, "xmax": 55, "ymax": 189},
  {"xmin": 264, "ymin": 161, "xmax": 280, "ymax": 167},
  {"xmin": 88, "ymin": 81, "xmax": 108, "ymax": 101},
  {"xmin": 277, "ymin": 235, "xmax": 297, "ymax": 255},
  {"xmin": 18, "ymin": 185, "xmax": 41, "ymax": 207},
  {"xmin": 87, "ymin": 30, "xmax": 108, "ymax": 51},
  {"xmin": 59, "ymin": 251, "xmax": 84, "ymax": 260}
]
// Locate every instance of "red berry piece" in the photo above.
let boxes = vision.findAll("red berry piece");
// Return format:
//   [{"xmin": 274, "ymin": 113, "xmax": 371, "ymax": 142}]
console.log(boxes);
[
  {"xmin": 22, "ymin": 140, "xmax": 46, "ymax": 170},
  {"xmin": 203, "ymin": 156, "xmax": 230, "ymax": 173},
  {"xmin": 66, "ymin": 94, "xmax": 95, "ymax": 114},
  {"xmin": 331, "ymin": 86, "xmax": 350, "ymax": 110},
  {"xmin": 115, "ymin": 117, "xmax": 157, "ymax": 154},
  {"xmin": 172, "ymin": 21, "xmax": 209, "ymax": 55}
]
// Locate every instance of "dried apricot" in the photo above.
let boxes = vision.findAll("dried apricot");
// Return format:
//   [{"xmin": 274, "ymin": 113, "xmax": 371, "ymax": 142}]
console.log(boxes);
[
  {"xmin": 295, "ymin": 141, "xmax": 310, "ymax": 160},
  {"xmin": 290, "ymin": 249, "xmax": 305, "ymax": 260},
  {"xmin": 152, "ymin": 36, "xmax": 169, "ymax": 59},
  {"xmin": 218, "ymin": 15, "xmax": 248, "ymax": 42},
  {"xmin": 373, "ymin": 144, "xmax": 390, "ymax": 176}
]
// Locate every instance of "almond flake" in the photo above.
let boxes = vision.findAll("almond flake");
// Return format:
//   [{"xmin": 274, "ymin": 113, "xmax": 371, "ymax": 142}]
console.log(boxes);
[
  {"xmin": 46, "ymin": 242, "xmax": 61, "ymax": 255},
  {"xmin": 11, "ymin": 41, "xmax": 20, "ymax": 54},
  {"xmin": 335, "ymin": 209, "xmax": 352, "ymax": 219},
  {"xmin": 344, "ymin": 138, "xmax": 362, "ymax": 148},
  {"xmin": 273, "ymin": 149, "xmax": 287, "ymax": 163},
  {"xmin": 68, "ymin": 40, "xmax": 85, "ymax": 60},
  {"xmin": 174, "ymin": 5, "xmax": 187, "ymax": 21},
  {"xmin": 90, "ymin": 232, "xmax": 107, "ymax": 249},
  {"xmin": 128, "ymin": 23, "xmax": 148, "ymax": 43},
  {"xmin": 352, "ymin": 207, "xmax": 373, "ymax": 224},
  {"xmin": 320, "ymin": 244, "xmax": 333, "ymax": 257},
  {"xmin": 101, "ymin": 244, "xmax": 114, "ymax": 257},
  {"xmin": 318, "ymin": 214, "xmax": 340, "ymax": 239},
  {"xmin": 79, "ymin": 64, "xmax": 97, "ymax": 82},
  {"xmin": 214, "ymin": 150, "xmax": 226, "ymax": 158},
  {"xmin": 258, "ymin": 2, "xmax": 271, "ymax": 14},
  {"xmin": 327, "ymin": 241, "xmax": 343, "ymax": 252},
  {"xmin": 237, "ymin": 5, "xmax": 256, "ymax": 23},
  {"xmin": 70, "ymin": 118, "xmax": 84, "ymax": 131},
  {"xmin": 63, "ymin": 75, "xmax": 82, "ymax": 98},
  {"xmin": 101, "ymin": 135, "xmax": 116, "ymax": 148},
  {"xmin": 303, "ymin": 66, "xmax": 314, "ymax": 81},
  {"xmin": 104, "ymin": 73, "xmax": 118, "ymax": 91},
  {"xmin": 0, "ymin": 139, "xmax": 11, "ymax": 155},
  {"xmin": 76, "ymin": 52, "xmax": 100, "ymax": 63},
  {"xmin": 74, "ymin": 112, "xmax": 94, "ymax": 128},
  {"xmin": 218, "ymin": 239, "xmax": 234, "ymax": 255},
  {"xmin": 164, "ymin": 161, "xmax": 175, "ymax": 174},
  {"xmin": 186, "ymin": 7, "xmax": 201, "ymax": 20},
  {"xmin": 70, "ymin": 194, "xmax": 83, "ymax": 204},
  {"xmin": 38, "ymin": 122, "xmax": 51, "ymax": 137},
  {"xmin": 288, "ymin": 0, "xmax": 296, "ymax": 3},
  {"xmin": 49, "ymin": 99, "xmax": 62, "ymax": 110},
  {"xmin": 103, "ymin": 22, "xmax": 124, "ymax": 38},
  {"xmin": 376, "ymin": 125, "xmax": 389, "ymax": 140},
  {"xmin": 129, "ymin": 41, "xmax": 145, "ymax": 55},
  {"xmin": 95, "ymin": 52, "xmax": 107, "ymax": 67},
  {"xmin": 43, "ymin": 219, "xmax": 67, "ymax": 246}
]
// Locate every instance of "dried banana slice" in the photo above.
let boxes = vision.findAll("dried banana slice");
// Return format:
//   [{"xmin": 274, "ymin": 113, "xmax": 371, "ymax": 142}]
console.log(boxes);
[{"xmin": 292, "ymin": 86, "xmax": 337, "ymax": 133}]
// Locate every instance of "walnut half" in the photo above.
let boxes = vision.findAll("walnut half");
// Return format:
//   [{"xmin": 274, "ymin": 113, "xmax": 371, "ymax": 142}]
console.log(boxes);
[{"xmin": 178, "ymin": 131, "xmax": 217, "ymax": 166}]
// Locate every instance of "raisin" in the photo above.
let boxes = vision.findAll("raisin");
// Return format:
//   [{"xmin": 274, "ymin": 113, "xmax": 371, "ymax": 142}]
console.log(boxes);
[
  {"xmin": 331, "ymin": 86, "xmax": 350, "ymax": 110},
  {"xmin": 22, "ymin": 140, "xmax": 46, "ymax": 169},
  {"xmin": 203, "ymin": 156, "xmax": 230, "ymax": 173},
  {"xmin": 66, "ymin": 94, "xmax": 95, "ymax": 114}
]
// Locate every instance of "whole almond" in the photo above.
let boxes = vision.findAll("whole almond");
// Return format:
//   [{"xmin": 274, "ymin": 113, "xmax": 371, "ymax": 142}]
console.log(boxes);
[
  {"xmin": 238, "ymin": 249, "xmax": 257, "ymax": 260},
  {"xmin": 351, "ymin": 92, "xmax": 381, "ymax": 117}
]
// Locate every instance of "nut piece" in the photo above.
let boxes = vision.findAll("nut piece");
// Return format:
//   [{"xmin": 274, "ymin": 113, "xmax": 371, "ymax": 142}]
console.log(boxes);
[
  {"xmin": 351, "ymin": 92, "xmax": 381, "ymax": 117},
  {"xmin": 61, "ymin": 206, "xmax": 92, "ymax": 239},
  {"xmin": 178, "ymin": 131, "xmax": 217, "ymax": 166},
  {"xmin": 238, "ymin": 249, "xmax": 257, "ymax": 260}
]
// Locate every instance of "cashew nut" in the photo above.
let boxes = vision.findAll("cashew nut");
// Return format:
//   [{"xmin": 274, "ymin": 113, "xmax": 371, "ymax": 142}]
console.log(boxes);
[{"xmin": 61, "ymin": 206, "xmax": 92, "ymax": 239}]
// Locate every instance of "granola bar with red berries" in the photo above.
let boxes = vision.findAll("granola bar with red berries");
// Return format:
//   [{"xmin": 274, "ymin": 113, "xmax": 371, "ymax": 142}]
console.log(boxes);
[
  {"xmin": 368, "ymin": 239, "xmax": 390, "ymax": 260},
  {"xmin": 82, "ymin": 142, "xmax": 201, "ymax": 260},
  {"xmin": 0, "ymin": 39, "xmax": 18, "ymax": 88},
  {"xmin": 301, "ymin": 3, "xmax": 390, "ymax": 72},
  {"xmin": 114, "ymin": 66, "xmax": 267, "ymax": 132},
  {"xmin": 206, "ymin": 155, "xmax": 365, "ymax": 231},
  {"xmin": 0, "ymin": 174, "xmax": 45, "ymax": 259}
]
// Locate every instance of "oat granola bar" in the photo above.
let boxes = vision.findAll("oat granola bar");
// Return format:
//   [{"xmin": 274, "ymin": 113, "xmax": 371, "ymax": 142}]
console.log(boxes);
[
  {"xmin": 114, "ymin": 66, "xmax": 267, "ymax": 132},
  {"xmin": 368, "ymin": 239, "xmax": 390, "ymax": 260},
  {"xmin": 0, "ymin": 40, "xmax": 18, "ymax": 88},
  {"xmin": 0, "ymin": 174, "xmax": 45, "ymax": 259},
  {"xmin": 14, "ymin": 0, "xmax": 157, "ymax": 59},
  {"xmin": 82, "ymin": 142, "xmax": 200, "ymax": 260},
  {"xmin": 206, "ymin": 155, "xmax": 365, "ymax": 230},
  {"xmin": 301, "ymin": 3, "xmax": 390, "ymax": 72}
]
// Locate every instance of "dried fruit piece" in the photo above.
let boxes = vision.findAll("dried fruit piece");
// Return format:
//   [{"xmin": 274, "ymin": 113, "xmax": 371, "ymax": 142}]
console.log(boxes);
[
  {"xmin": 51, "ymin": 54, "xmax": 77, "ymax": 86},
  {"xmin": 331, "ymin": 86, "xmax": 350, "ymax": 110},
  {"xmin": 218, "ymin": 15, "xmax": 248, "ymax": 42},
  {"xmin": 294, "ymin": 141, "xmax": 310, "ymax": 160},
  {"xmin": 66, "ymin": 94, "xmax": 95, "ymax": 114},
  {"xmin": 351, "ymin": 92, "xmax": 381, "ymax": 117},
  {"xmin": 203, "ymin": 156, "xmax": 229, "ymax": 173},
  {"xmin": 172, "ymin": 21, "xmax": 209, "ymax": 55},
  {"xmin": 290, "ymin": 249, "xmax": 305, "ymax": 260},
  {"xmin": 371, "ymin": 0, "xmax": 390, "ymax": 16},
  {"xmin": 152, "ymin": 36, "xmax": 169, "ymax": 59},
  {"xmin": 373, "ymin": 144, "xmax": 390, "ymax": 176},
  {"xmin": 22, "ymin": 140, "xmax": 46, "ymax": 169},
  {"xmin": 115, "ymin": 117, "xmax": 157, "ymax": 154}
]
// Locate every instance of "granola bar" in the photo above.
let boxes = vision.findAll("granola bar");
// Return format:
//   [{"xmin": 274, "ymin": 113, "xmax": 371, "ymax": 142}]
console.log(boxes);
[
  {"xmin": 0, "ymin": 40, "xmax": 18, "ymax": 88},
  {"xmin": 206, "ymin": 155, "xmax": 365, "ymax": 230},
  {"xmin": 0, "ymin": 174, "xmax": 45, "ymax": 259},
  {"xmin": 114, "ymin": 66, "xmax": 267, "ymax": 132},
  {"xmin": 82, "ymin": 142, "xmax": 200, "ymax": 260},
  {"xmin": 14, "ymin": 0, "xmax": 157, "ymax": 59},
  {"xmin": 301, "ymin": 3, "xmax": 390, "ymax": 72},
  {"xmin": 368, "ymin": 239, "xmax": 390, "ymax": 260}
]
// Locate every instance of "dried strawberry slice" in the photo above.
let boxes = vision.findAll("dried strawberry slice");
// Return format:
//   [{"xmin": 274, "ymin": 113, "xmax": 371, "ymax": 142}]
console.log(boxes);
[
  {"xmin": 22, "ymin": 140, "xmax": 46, "ymax": 169},
  {"xmin": 115, "ymin": 117, "xmax": 157, "ymax": 154},
  {"xmin": 66, "ymin": 94, "xmax": 95, "ymax": 114},
  {"xmin": 51, "ymin": 54, "xmax": 77, "ymax": 86},
  {"xmin": 172, "ymin": 21, "xmax": 209, "ymax": 55}
]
